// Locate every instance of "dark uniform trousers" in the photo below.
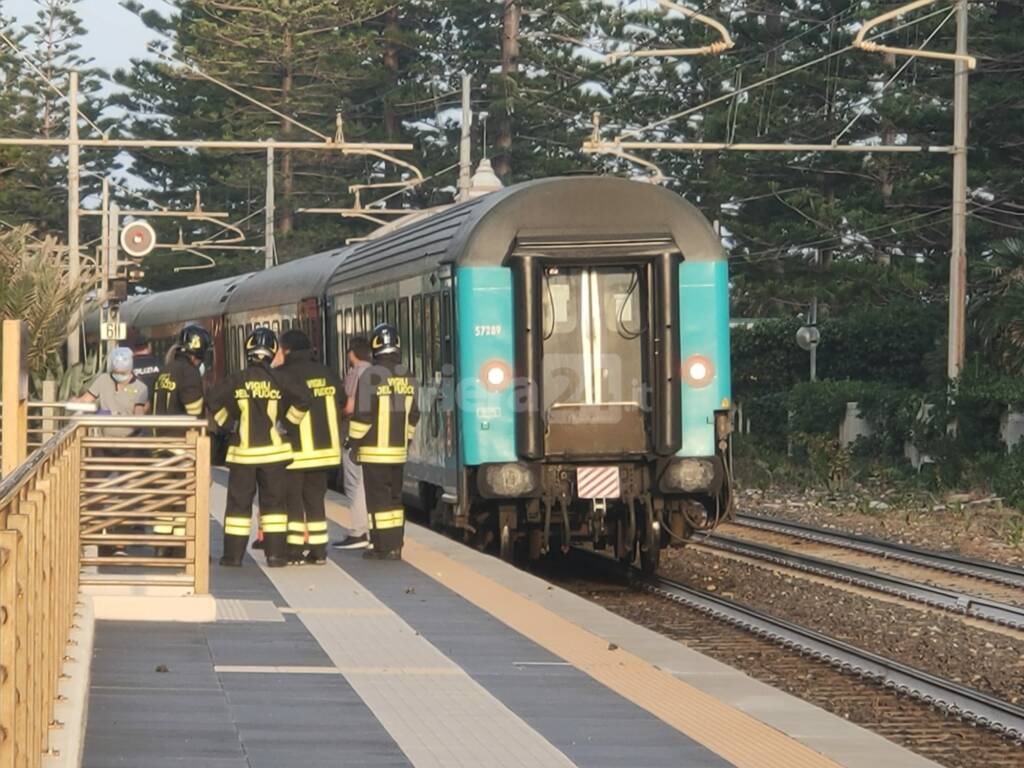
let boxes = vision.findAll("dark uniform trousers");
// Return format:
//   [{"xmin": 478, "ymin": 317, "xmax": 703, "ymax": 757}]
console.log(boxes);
[
  {"xmin": 363, "ymin": 463, "xmax": 405, "ymax": 555},
  {"xmin": 286, "ymin": 469, "xmax": 330, "ymax": 558},
  {"xmin": 349, "ymin": 356, "xmax": 418, "ymax": 557},
  {"xmin": 223, "ymin": 463, "xmax": 291, "ymax": 562}
]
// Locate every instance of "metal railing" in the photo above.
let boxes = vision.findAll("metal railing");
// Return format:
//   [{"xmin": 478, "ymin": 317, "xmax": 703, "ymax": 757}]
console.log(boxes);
[
  {"xmin": 0, "ymin": 426, "xmax": 82, "ymax": 768},
  {"xmin": 0, "ymin": 415, "xmax": 209, "ymax": 767},
  {"xmin": 78, "ymin": 417, "xmax": 210, "ymax": 593}
]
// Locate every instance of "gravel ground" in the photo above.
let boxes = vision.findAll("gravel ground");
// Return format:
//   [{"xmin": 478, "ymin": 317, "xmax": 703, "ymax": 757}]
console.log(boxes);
[
  {"xmin": 740, "ymin": 487, "xmax": 1024, "ymax": 568},
  {"xmin": 658, "ymin": 546, "xmax": 1024, "ymax": 705},
  {"xmin": 569, "ymin": 579, "xmax": 1024, "ymax": 768}
]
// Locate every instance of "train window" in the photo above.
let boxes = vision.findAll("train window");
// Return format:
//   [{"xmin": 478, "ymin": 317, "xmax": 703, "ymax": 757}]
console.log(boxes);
[
  {"xmin": 363, "ymin": 305, "xmax": 372, "ymax": 333},
  {"xmin": 344, "ymin": 308, "xmax": 353, "ymax": 335},
  {"xmin": 272, "ymin": 320, "xmax": 280, "ymax": 333},
  {"xmin": 429, "ymin": 293, "xmax": 441, "ymax": 379},
  {"xmin": 412, "ymin": 295, "xmax": 424, "ymax": 381},
  {"xmin": 398, "ymin": 298, "xmax": 410, "ymax": 370},
  {"xmin": 386, "ymin": 300, "xmax": 396, "ymax": 326},
  {"xmin": 374, "ymin": 303, "xmax": 385, "ymax": 326}
]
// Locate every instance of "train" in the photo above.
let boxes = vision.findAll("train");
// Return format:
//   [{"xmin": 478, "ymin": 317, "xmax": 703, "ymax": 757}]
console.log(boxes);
[{"xmin": 120, "ymin": 175, "xmax": 734, "ymax": 573}]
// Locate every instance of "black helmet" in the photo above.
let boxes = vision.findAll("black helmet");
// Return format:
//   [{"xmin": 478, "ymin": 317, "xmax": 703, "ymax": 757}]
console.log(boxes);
[
  {"xmin": 245, "ymin": 327, "xmax": 278, "ymax": 362},
  {"xmin": 371, "ymin": 323, "xmax": 400, "ymax": 357},
  {"xmin": 178, "ymin": 324, "xmax": 211, "ymax": 358}
]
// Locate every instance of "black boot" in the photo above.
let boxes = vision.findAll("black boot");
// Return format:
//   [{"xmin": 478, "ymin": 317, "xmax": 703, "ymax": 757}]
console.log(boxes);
[{"xmin": 221, "ymin": 533, "xmax": 248, "ymax": 567}]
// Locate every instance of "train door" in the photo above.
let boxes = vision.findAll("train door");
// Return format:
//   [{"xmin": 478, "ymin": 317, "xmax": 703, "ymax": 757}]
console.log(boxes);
[
  {"xmin": 439, "ymin": 283, "xmax": 459, "ymax": 495},
  {"xmin": 541, "ymin": 265, "xmax": 648, "ymax": 456}
]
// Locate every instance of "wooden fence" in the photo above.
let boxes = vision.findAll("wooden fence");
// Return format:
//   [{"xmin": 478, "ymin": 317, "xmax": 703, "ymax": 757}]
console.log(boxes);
[{"xmin": 0, "ymin": 415, "xmax": 210, "ymax": 768}]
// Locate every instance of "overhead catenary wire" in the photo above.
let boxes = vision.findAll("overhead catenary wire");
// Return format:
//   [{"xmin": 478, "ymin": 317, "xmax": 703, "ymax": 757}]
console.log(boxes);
[
  {"xmin": 615, "ymin": 3, "xmax": 961, "ymax": 142},
  {"xmin": 145, "ymin": 42, "xmax": 332, "ymax": 143},
  {"xmin": 735, "ymin": 207, "xmax": 953, "ymax": 264},
  {"xmin": 0, "ymin": 28, "xmax": 105, "ymax": 137},
  {"xmin": 833, "ymin": 6, "xmax": 958, "ymax": 144}
]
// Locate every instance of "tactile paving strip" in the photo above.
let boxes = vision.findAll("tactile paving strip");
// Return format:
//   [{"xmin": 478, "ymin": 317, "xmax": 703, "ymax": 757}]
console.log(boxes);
[{"xmin": 214, "ymin": 598, "xmax": 284, "ymax": 622}]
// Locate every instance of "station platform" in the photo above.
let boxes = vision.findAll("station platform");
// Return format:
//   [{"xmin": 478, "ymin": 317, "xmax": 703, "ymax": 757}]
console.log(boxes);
[{"xmin": 82, "ymin": 477, "xmax": 939, "ymax": 768}]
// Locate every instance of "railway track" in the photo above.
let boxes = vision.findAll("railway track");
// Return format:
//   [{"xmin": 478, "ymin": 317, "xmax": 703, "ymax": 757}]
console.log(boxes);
[
  {"xmin": 570, "ymin": 547, "xmax": 1024, "ymax": 743},
  {"xmin": 643, "ymin": 572, "xmax": 1024, "ymax": 742},
  {"xmin": 692, "ymin": 532, "xmax": 1024, "ymax": 630},
  {"xmin": 735, "ymin": 513, "xmax": 1024, "ymax": 589}
]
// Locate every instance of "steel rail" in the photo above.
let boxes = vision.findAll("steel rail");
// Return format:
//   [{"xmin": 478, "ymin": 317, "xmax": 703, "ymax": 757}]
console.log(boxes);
[
  {"xmin": 693, "ymin": 533, "xmax": 1024, "ymax": 630},
  {"xmin": 735, "ymin": 514, "xmax": 1024, "ymax": 589},
  {"xmin": 645, "ymin": 572, "xmax": 1024, "ymax": 741}
]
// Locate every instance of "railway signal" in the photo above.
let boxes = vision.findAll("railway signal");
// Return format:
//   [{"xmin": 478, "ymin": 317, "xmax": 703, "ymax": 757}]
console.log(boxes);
[{"xmin": 120, "ymin": 219, "xmax": 157, "ymax": 258}]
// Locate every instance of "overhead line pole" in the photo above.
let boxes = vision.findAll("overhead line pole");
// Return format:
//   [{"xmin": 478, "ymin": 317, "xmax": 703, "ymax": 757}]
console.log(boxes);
[
  {"xmin": 947, "ymin": 0, "xmax": 969, "ymax": 382},
  {"xmin": 265, "ymin": 146, "xmax": 276, "ymax": 269},
  {"xmin": 66, "ymin": 72, "xmax": 80, "ymax": 366},
  {"xmin": 458, "ymin": 73, "xmax": 472, "ymax": 202}
]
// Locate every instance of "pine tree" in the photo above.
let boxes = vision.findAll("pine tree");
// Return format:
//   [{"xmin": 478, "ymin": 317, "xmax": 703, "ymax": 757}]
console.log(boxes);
[
  {"xmin": 114, "ymin": 0, "xmax": 391, "ymax": 280},
  {"xmin": 0, "ymin": 0, "xmax": 106, "ymax": 237}
]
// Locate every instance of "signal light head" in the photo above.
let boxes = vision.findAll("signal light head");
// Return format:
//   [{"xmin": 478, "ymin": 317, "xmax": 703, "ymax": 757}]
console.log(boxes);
[
  {"xmin": 683, "ymin": 355, "xmax": 714, "ymax": 388},
  {"xmin": 480, "ymin": 359, "xmax": 512, "ymax": 392}
]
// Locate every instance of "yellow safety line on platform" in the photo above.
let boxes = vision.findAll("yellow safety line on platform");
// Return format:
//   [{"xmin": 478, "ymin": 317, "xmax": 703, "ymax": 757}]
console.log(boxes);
[{"xmin": 402, "ymin": 539, "xmax": 843, "ymax": 768}]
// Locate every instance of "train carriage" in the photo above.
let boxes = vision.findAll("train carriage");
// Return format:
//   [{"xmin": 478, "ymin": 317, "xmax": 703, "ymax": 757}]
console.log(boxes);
[
  {"xmin": 220, "ymin": 248, "xmax": 349, "ymax": 374},
  {"xmin": 326, "ymin": 176, "xmax": 733, "ymax": 572}
]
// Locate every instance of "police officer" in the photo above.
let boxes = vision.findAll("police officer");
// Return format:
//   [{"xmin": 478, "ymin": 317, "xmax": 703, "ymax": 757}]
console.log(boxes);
[
  {"xmin": 151, "ymin": 324, "xmax": 209, "ymax": 543},
  {"xmin": 275, "ymin": 329, "xmax": 345, "ymax": 565},
  {"xmin": 126, "ymin": 328, "xmax": 162, "ymax": 396},
  {"xmin": 152, "ymin": 324, "xmax": 209, "ymax": 417},
  {"xmin": 209, "ymin": 328, "xmax": 310, "ymax": 568},
  {"xmin": 348, "ymin": 323, "xmax": 419, "ymax": 560}
]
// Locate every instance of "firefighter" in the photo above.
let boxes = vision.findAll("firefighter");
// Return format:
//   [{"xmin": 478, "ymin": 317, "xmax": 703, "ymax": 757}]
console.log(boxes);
[
  {"xmin": 348, "ymin": 323, "xmax": 419, "ymax": 560},
  {"xmin": 151, "ymin": 324, "xmax": 210, "ymax": 544},
  {"xmin": 275, "ymin": 329, "xmax": 345, "ymax": 565},
  {"xmin": 209, "ymin": 328, "xmax": 310, "ymax": 568},
  {"xmin": 152, "ymin": 324, "xmax": 209, "ymax": 417}
]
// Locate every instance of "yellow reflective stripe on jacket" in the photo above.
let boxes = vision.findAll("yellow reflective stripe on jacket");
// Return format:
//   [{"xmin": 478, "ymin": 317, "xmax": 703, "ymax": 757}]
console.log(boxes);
[
  {"xmin": 287, "ymin": 522, "xmax": 306, "ymax": 533},
  {"xmin": 349, "ymin": 420, "xmax": 371, "ymax": 440},
  {"xmin": 308, "ymin": 533, "xmax": 329, "ymax": 545},
  {"xmin": 356, "ymin": 446, "xmax": 406, "ymax": 464},
  {"xmin": 307, "ymin": 521, "xmax": 328, "ymax": 532},
  {"xmin": 376, "ymin": 393, "xmax": 391, "ymax": 448},
  {"xmin": 184, "ymin": 398, "xmax": 204, "ymax": 416},
  {"xmin": 286, "ymin": 405, "xmax": 306, "ymax": 426},
  {"xmin": 239, "ymin": 398, "xmax": 250, "ymax": 449},
  {"xmin": 224, "ymin": 515, "xmax": 252, "ymax": 537},
  {"xmin": 213, "ymin": 407, "xmax": 230, "ymax": 427},
  {"xmin": 226, "ymin": 444, "xmax": 293, "ymax": 465},
  {"xmin": 287, "ymin": 533, "xmax": 306, "ymax": 545},
  {"xmin": 371, "ymin": 509, "xmax": 404, "ymax": 530},
  {"xmin": 268, "ymin": 400, "xmax": 282, "ymax": 447},
  {"xmin": 288, "ymin": 449, "xmax": 342, "ymax": 470},
  {"xmin": 325, "ymin": 397, "xmax": 340, "ymax": 459}
]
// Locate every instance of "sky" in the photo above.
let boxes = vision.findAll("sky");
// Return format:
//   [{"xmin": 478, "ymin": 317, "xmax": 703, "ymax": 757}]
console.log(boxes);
[{"xmin": 6, "ymin": 0, "xmax": 162, "ymax": 76}]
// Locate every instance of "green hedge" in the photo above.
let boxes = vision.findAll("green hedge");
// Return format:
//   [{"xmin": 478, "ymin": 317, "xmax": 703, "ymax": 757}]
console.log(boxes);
[{"xmin": 731, "ymin": 302, "xmax": 945, "ymax": 400}]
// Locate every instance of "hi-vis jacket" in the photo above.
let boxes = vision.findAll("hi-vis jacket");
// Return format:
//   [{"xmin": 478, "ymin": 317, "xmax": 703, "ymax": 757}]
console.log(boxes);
[
  {"xmin": 276, "ymin": 349, "xmax": 345, "ymax": 471},
  {"xmin": 348, "ymin": 356, "xmax": 420, "ymax": 464},
  {"xmin": 208, "ymin": 364, "xmax": 310, "ymax": 465},
  {"xmin": 153, "ymin": 354, "xmax": 205, "ymax": 417}
]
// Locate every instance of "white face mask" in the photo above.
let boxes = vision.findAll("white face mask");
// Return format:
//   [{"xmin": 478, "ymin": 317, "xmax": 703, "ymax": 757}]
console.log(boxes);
[
  {"xmin": 112, "ymin": 372, "xmax": 131, "ymax": 383},
  {"xmin": 198, "ymin": 363, "xmax": 206, "ymax": 377}
]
